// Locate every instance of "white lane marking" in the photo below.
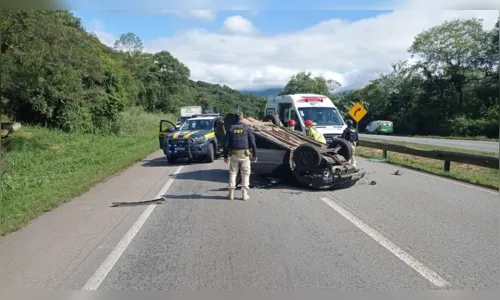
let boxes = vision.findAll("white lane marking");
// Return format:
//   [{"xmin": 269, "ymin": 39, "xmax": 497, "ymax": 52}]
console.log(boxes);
[
  {"xmin": 82, "ymin": 165, "xmax": 184, "ymax": 290},
  {"xmin": 320, "ymin": 197, "xmax": 451, "ymax": 288}
]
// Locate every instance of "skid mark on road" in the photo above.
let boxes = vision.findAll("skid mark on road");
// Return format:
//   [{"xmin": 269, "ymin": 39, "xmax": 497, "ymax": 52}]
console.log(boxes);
[
  {"xmin": 320, "ymin": 197, "xmax": 451, "ymax": 288},
  {"xmin": 82, "ymin": 165, "xmax": 184, "ymax": 290}
]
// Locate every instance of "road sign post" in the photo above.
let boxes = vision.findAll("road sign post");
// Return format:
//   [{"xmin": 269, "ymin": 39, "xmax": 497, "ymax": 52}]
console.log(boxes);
[{"xmin": 348, "ymin": 102, "xmax": 368, "ymax": 131}]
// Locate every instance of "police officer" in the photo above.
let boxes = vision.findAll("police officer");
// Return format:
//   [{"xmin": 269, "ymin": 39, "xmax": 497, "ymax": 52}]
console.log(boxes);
[
  {"xmin": 304, "ymin": 119, "xmax": 327, "ymax": 143},
  {"xmin": 341, "ymin": 119, "xmax": 359, "ymax": 168},
  {"xmin": 223, "ymin": 112, "xmax": 258, "ymax": 201},
  {"xmin": 286, "ymin": 119, "xmax": 296, "ymax": 130}
]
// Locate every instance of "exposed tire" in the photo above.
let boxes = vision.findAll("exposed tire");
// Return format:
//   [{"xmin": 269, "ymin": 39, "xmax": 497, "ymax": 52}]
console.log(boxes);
[
  {"xmin": 292, "ymin": 143, "xmax": 322, "ymax": 171},
  {"xmin": 327, "ymin": 138, "xmax": 353, "ymax": 161},
  {"xmin": 206, "ymin": 142, "xmax": 215, "ymax": 163},
  {"xmin": 167, "ymin": 155, "xmax": 177, "ymax": 164},
  {"xmin": 262, "ymin": 114, "xmax": 281, "ymax": 126}
]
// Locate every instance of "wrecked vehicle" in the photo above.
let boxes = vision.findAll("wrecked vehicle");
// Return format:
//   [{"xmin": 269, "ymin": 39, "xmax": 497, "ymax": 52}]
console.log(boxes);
[{"xmin": 219, "ymin": 113, "xmax": 365, "ymax": 190}]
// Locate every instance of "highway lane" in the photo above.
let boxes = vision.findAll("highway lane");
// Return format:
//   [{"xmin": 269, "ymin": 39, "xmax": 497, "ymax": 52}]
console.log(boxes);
[
  {"xmin": 358, "ymin": 133, "xmax": 499, "ymax": 153},
  {"xmin": 93, "ymin": 161, "xmax": 436, "ymax": 290},
  {"xmin": 76, "ymin": 156, "xmax": 498, "ymax": 290},
  {"xmin": 1, "ymin": 151, "xmax": 498, "ymax": 290}
]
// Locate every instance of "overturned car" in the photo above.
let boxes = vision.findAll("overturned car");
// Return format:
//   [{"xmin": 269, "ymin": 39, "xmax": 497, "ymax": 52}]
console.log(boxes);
[{"xmin": 218, "ymin": 113, "xmax": 365, "ymax": 190}]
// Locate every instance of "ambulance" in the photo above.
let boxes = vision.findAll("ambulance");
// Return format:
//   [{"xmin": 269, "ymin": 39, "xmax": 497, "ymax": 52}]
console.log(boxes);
[{"xmin": 264, "ymin": 93, "xmax": 347, "ymax": 143}]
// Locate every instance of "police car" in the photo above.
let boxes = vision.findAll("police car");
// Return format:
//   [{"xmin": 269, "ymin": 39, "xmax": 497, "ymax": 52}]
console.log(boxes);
[{"xmin": 159, "ymin": 114, "xmax": 226, "ymax": 164}]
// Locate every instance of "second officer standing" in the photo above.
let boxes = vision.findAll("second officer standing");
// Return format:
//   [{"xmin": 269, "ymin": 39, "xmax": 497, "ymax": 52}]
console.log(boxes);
[{"xmin": 223, "ymin": 112, "xmax": 258, "ymax": 201}]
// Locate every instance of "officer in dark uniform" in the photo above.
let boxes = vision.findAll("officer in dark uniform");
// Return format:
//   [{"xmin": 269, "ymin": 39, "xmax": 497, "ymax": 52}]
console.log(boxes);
[
  {"xmin": 341, "ymin": 119, "xmax": 359, "ymax": 167},
  {"xmin": 223, "ymin": 112, "xmax": 258, "ymax": 201}
]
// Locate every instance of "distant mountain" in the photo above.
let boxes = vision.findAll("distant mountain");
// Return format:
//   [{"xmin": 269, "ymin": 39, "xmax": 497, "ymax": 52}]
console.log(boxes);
[
  {"xmin": 240, "ymin": 88, "xmax": 357, "ymax": 97},
  {"xmin": 333, "ymin": 89, "xmax": 356, "ymax": 95},
  {"xmin": 240, "ymin": 88, "xmax": 282, "ymax": 97}
]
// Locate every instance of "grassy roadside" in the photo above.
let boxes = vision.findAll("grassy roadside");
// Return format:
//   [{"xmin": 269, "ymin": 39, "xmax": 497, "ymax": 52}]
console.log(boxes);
[
  {"xmin": 406, "ymin": 135, "xmax": 499, "ymax": 142},
  {"xmin": 0, "ymin": 108, "xmax": 175, "ymax": 236},
  {"xmin": 356, "ymin": 140, "xmax": 499, "ymax": 190},
  {"xmin": 362, "ymin": 133, "xmax": 499, "ymax": 142}
]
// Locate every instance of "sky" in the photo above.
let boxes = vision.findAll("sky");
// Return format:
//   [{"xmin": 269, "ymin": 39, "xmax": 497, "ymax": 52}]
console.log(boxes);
[{"xmin": 68, "ymin": 0, "xmax": 499, "ymax": 91}]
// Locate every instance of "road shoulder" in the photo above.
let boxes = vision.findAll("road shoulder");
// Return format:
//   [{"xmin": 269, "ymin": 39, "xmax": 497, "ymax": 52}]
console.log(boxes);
[{"xmin": 0, "ymin": 150, "xmax": 174, "ymax": 289}]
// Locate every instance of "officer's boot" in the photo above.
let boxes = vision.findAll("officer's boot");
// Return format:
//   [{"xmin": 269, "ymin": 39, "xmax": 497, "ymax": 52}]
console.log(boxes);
[
  {"xmin": 227, "ymin": 188, "xmax": 234, "ymax": 200},
  {"xmin": 242, "ymin": 189, "xmax": 249, "ymax": 201}
]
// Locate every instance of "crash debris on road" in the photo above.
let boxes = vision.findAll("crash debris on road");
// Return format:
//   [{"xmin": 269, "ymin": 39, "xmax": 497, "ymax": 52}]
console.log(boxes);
[{"xmin": 110, "ymin": 197, "xmax": 166, "ymax": 207}]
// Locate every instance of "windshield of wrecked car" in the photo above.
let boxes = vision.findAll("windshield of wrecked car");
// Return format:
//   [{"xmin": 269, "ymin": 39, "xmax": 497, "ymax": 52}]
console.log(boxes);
[
  {"xmin": 179, "ymin": 119, "xmax": 213, "ymax": 131},
  {"xmin": 298, "ymin": 107, "xmax": 344, "ymax": 126}
]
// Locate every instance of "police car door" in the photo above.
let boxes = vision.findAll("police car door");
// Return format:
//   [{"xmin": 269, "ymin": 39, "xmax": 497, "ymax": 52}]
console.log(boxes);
[{"xmin": 214, "ymin": 118, "xmax": 226, "ymax": 152}]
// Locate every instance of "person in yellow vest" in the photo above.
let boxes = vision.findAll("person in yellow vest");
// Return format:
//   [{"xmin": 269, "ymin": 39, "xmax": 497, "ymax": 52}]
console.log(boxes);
[{"xmin": 304, "ymin": 119, "xmax": 326, "ymax": 144}]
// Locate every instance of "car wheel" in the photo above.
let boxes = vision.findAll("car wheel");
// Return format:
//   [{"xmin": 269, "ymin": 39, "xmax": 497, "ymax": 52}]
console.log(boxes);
[
  {"xmin": 206, "ymin": 143, "xmax": 215, "ymax": 163},
  {"xmin": 167, "ymin": 156, "xmax": 177, "ymax": 164},
  {"xmin": 292, "ymin": 143, "xmax": 322, "ymax": 171},
  {"xmin": 327, "ymin": 138, "xmax": 353, "ymax": 161},
  {"xmin": 262, "ymin": 114, "xmax": 281, "ymax": 126}
]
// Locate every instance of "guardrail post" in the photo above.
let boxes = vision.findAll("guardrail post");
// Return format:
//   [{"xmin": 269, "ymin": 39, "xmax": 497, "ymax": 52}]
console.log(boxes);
[
  {"xmin": 444, "ymin": 160, "xmax": 450, "ymax": 172},
  {"xmin": 383, "ymin": 149, "xmax": 387, "ymax": 160}
]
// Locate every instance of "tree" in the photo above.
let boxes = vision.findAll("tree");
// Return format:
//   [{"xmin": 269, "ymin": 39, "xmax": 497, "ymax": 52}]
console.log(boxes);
[
  {"xmin": 0, "ymin": 11, "xmax": 264, "ymax": 133},
  {"xmin": 279, "ymin": 71, "xmax": 332, "ymax": 96},
  {"xmin": 113, "ymin": 32, "xmax": 143, "ymax": 57},
  {"xmin": 409, "ymin": 18, "xmax": 487, "ymax": 110},
  {"xmin": 351, "ymin": 18, "xmax": 498, "ymax": 138}
]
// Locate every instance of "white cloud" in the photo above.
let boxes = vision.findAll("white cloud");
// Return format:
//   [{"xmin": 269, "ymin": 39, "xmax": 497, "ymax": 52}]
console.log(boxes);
[
  {"xmin": 88, "ymin": 8, "xmax": 499, "ymax": 91},
  {"xmin": 87, "ymin": 19, "xmax": 116, "ymax": 47},
  {"xmin": 221, "ymin": 15, "xmax": 258, "ymax": 35},
  {"xmin": 170, "ymin": 10, "xmax": 216, "ymax": 21},
  {"xmin": 106, "ymin": 10, "xmax": 217, "ymax": 21}
]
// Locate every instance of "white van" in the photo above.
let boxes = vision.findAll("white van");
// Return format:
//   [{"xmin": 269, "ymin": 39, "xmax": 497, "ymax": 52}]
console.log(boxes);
[{"xmin": 264, "ymin": 94, "xmax": 347, "ymax": 143}]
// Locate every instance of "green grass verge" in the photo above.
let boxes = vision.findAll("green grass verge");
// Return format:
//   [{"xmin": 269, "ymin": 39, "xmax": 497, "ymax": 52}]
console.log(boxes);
[
  {"xmin": 363, "ymin": 133, "xmax": 499, "ymax": 142},
  {"xmin": 407, "ymin": 135, "xmax": 499, "ymax": 142},
  {"xmin": 0, "ymin": 108, "xmax": 174, "ymax": 236},
  {"xmin": 362, "ymin": 138, "xmax": 497, "ymax": 156},
  {"xmin": 356, "ymin": 140, "xmax": 499, "ymax": 190}
]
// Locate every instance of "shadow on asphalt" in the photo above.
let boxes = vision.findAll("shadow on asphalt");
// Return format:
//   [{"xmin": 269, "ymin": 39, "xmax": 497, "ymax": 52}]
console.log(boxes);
[
  {"xmin": 141, "ymin": 157, "xmax": 203, "ymax": 167},
  {"xmin": 170, "ymin": 167, "xmax": 329, "ymax": 194},
  {"xmin": 173, "ymin": 169, "xmax": 229, "ymax": 184},
  {"xmin": 157, "ymin": 162, "xmax": 367, "ymax": 194}
]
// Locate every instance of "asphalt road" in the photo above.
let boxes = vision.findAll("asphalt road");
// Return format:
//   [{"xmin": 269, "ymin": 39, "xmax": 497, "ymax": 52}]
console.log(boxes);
[
  {"xmin": 0, "ymin": 151, "xmax": 498, "ymax": 290},
  {"xmin": 358, "ymin": 133, "xmax": 499, "ymax": 153}
]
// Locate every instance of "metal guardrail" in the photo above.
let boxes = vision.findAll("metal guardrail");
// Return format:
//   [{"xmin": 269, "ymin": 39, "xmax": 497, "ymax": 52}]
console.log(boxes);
[{"xmin": 358, "ymin": 139, "xmax": 499, "ymax": 171}]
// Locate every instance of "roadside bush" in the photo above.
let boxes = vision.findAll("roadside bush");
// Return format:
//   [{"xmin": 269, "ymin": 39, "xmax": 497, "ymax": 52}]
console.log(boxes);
[
  {"xmin": 116, "ymin": 106, "xmax": 176, "ymax": 135},
  {"xmin": 450, "ymin": 107, "xmax": 499, "ymax": 138}
]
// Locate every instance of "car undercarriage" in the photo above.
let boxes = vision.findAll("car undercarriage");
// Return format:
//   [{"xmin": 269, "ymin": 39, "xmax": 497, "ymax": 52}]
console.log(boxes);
[{"xmin": 219, "ymin": 113, "xmax": 365, "ymax": 190}]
